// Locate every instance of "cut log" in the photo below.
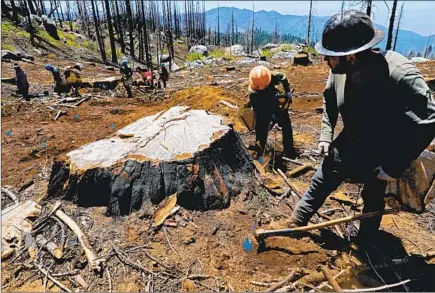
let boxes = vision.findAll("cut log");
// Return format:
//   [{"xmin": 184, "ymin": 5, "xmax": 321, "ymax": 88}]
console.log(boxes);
[
  {"xmin": 80, "ymin": 77, "xmax": 120, "ymax": 90},
  {"xmin": 47, "ymin": 106, "xmax": 254, "ymax": 216},
  {"xmin": 35, "ymin": 234, "xmax": 63, "ymax": 259},
  {"xmin": 2, "ymin": 200, "xmax": 41, "ymax": 259}
]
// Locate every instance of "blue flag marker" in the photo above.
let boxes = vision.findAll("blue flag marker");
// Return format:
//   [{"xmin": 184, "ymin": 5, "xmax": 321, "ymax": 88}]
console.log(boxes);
[
  {"xmin": 42, "ymin": 141, "xmax": 46, "ymax": 149},
  {"xmin": 243, "ymin": 237, "xmax": 253, "ymax": 252},
  {"xmin": 5, "ymin": 130, "xmax": 12, "ymax": 136},
  {"xmin": 75, "ymin": 114, "xmax": 80, "ymax": 121},
  {"xmin": 111, "ymin": 122, "xmax": 116, "ymax": 129},
  {"xmin": 258, "ymin": 156, "xmax": 263, "ymax": 165}
]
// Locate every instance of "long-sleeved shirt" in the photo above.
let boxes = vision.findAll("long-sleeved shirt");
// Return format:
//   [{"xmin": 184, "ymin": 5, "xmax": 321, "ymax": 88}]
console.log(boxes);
[
  {"xmin": 320, "ymin": 49, "xmax": 435, "ymax": 178},
  {"xmin": 247, "ymin": 72, "xmax": 291, "ymax": 116},
  {"xmin": 15, "ymin": 70, "xmax": 29, "ymax": 89}
]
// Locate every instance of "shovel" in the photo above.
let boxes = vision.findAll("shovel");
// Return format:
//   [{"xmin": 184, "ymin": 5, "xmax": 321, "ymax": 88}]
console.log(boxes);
[{"xmin": 252, "ymin": 208, "xmax": 399, "ymax": 248}]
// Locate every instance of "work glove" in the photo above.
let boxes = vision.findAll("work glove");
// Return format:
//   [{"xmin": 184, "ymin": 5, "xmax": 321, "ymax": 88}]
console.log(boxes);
[
  {"xmin": 318, "ymin": 141, "xmax": 330, "ymax": 156},
  {"xmin": 374, "ymin": 166, "xmax": 397, "ymax": 181},
  {"xmin": 286, "ymin": 91, "xmax": 293, "ymax": 103},
  {"xmin": 277, "ymin": 92, "xmax": 293, "ymax": 105}
]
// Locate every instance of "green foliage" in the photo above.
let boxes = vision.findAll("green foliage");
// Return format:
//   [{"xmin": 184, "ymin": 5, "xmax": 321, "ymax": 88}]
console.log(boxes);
[
  {"xmin": 2, "ymin": 22, "xmax": 30, "ymax": 37},
  {"xmin": 261, "ymin": 49, "xmax": 272, "ymax": 58},
  {"xmin": 116, "ymin": 48, "xmax": 124, "ymax": 58},
  {"xmin": 256, "ymin": 190, "xmax": 269, "ymax": 202},
  {"xmin": 304, "ymin": 46, "xmax": 319, "ymax": 56},
  {"xmin": 280, "ymin": 44, "xmax": 292, "ymax": 51},
  {"xmin": 186, "ymin": 52, "xmax": 203, "ymax": 62},
  {"xmin": 83, "ymin": 40, "xmax": 97, "ymax": 51},
  {"xmin": 2, "ymin": 43, "xmax": 15, "ymax": 51},
  {"xmin": 209, "ymin": 48, "xmax": 225, "ymax": 58}
]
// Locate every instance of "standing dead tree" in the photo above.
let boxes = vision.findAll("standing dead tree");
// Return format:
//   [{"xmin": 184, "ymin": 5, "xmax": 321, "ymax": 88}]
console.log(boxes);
[
  {"xmin": 91, "ymin": 0, "xmax": 106, "ymax": 62},
  {"xmin": 385, "ymin": 0, "xmax": 398, "ymax": 50},
  {"xmin": 306, "ymin": 0, "xmax": 313, "ymax": 47},
  {"xmin": 105, "ymin": 0, "xmax": 117, "ymax": 63},
  {"xmin": 113, "ymin": 0, "xmax": 125, "ymax": 54},
  {"xmin": 250, "ymin": 2, "xmax": 255, "ymax": 54},
  {"xmin": 125, "ymin": 0, "xmax": 134, "ymax": 58}
]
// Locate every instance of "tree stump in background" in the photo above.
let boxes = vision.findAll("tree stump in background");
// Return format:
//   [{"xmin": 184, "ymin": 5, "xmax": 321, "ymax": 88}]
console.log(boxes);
[
  {"xmin": 293, "ymin": 53, "xmax": 310, "ymax": 66},
  {"xmin": 47, "ymin": 106, "xmax": 254, "ymax": 216}
]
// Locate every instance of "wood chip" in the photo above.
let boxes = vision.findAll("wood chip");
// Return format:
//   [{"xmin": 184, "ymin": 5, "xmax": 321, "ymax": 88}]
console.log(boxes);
[{"xmin": 152, "ymin": 193, "xmax": 177, "ymax": 228}]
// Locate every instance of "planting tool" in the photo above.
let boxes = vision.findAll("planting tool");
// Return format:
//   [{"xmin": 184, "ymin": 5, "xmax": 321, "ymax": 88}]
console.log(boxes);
[{"xmin": 252, "ymin": 208, "xmax": 399, "ymax": 249}]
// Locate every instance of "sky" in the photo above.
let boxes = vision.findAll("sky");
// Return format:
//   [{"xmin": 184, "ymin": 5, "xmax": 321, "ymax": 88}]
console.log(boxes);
[{"xmin": 204, "ymin": 1, "xmax": 435, "ymax": 36}]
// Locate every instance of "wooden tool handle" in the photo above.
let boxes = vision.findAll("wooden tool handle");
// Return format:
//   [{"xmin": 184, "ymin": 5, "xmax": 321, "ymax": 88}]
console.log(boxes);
[{"xmin": 256, "ymin": 208, "xmax": 399, "ymax": 238}]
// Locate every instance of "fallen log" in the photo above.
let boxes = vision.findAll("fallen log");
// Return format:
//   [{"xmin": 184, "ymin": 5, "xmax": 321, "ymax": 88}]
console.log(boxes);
[
  {"xmin": 54, "ymin": 110, "xmax": 67, "ymax": 120},
  {"xmin": 2, "ymin": 200, "xmax": 41, "ymax": 259},
  {"xmin": 1, "ymin": 187, "xmax": 19, "ymax": 205},
  {"xmin": 47, "ymin": 106, "xmax": 254, "ymax": 216},
  {"xmin": 18, "ymin": 180, "xmax": 34, "ymax": 192},
  {"xmin": 54, "ymin": 209, "xmax": 104, "ymax": 273},
  {"xmin": 73, "ymin": 96, "xmax": 90, "ymax": 107}
]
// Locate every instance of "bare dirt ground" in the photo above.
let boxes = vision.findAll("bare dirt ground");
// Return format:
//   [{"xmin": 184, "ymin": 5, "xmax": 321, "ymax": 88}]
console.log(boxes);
[{"xmin": 2, "ymin": 55, "xmax": 435, "ymax": 292}]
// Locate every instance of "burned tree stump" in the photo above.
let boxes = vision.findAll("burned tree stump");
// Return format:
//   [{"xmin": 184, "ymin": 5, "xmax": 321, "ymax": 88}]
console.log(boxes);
[
  {"xmin": 293, "ymin": 53, "xmax": 310, "ymax": 66},
  {"xmin": 47, "ymin": 106, "xmax": 254, "ymax": 216}
]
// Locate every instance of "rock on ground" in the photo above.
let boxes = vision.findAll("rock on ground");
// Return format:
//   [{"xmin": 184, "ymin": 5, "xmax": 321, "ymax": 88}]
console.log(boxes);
[
  {"xmin": 47, "ymin": 106, "xmax": 254, "ymax": 216},
  {"xmin": 185, "ymin": 59, "xmax": 205, "ymax": 69},
  {"xmin": 41, "ymin": 15, "xmax": 59, "ymax": 40},
  {"xmin": 272, "ymin": 51, "xmax": 298, "ymax": 59},
  {"xmin": 225, "ymin": 45, "xmax": 245, "ymax": 57},
  {"xmin": 262, "ymin": 43, "xmax": 278, "ymax": 50},
  {"xmin": 189, "ymin": 45, "xmax": 208, "ymax": 56}
]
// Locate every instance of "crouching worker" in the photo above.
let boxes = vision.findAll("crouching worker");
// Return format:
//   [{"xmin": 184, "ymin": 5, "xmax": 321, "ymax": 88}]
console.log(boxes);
[
  {"xmin": 45, "ymin": 64, "xmax": 68, "ymax": 95},
  {"xmin": 120, "ymin": 60, "xmax": 133, "ymax": 98},
  {"xmin": 64, "ymin": 63, "xmax": 82, "ymax": 96},
  {"xmin": 247, "ymin": 65, "xmax": 296, "ymax": 159},
  {"xmin": 291, "ymin": 10, "xmax": 435, "ymax": 249},
  {"xmin": 14, "ymin": 63, "xmax": 30, "ymax": 101}
]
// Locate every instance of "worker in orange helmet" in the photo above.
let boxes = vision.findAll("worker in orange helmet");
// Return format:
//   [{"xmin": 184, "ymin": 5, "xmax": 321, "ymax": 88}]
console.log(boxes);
[{"xmin": 247, "ymin": 65, "xmax": 296, "ymax": 159}]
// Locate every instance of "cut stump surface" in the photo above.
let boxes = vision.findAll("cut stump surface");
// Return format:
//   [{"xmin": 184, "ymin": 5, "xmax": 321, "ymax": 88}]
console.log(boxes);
[{"xmin": 47, "ymin": 106, "xmax": 254, "ymax": 216}]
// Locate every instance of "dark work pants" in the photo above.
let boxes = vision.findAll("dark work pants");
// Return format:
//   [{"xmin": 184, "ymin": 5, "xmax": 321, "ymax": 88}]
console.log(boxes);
[
  {"xmin": 18, "ymin": 85, "xmax": 29, "ymax": 101},
  {"xmin": 255, "ymin": 110, "xmax": 294, "ymax": 155},
  {"xmin": 291, "ymin": 136, "xmax": 387, "ymax": 241},
  {"xmin": 124, "ymin": 83, "xmax": 133, "ymax": 98}
]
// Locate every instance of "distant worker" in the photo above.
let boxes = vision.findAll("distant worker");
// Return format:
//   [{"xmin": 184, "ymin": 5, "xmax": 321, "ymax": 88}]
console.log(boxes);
[
  {"xmin": 291, "ymin": 10, "xmax": 435, "ymax": 249},
  {"xmin": 120, "ymin": 59, "xmax": 133, "ymax": 98},
  {"xmin": 14, "ymin": 63, "xmax": 30, "ymax": 101},
  {"xmin": 158, "ymin": 63, "xmax": 169, "ymax": 89},
  {"xmin": 45, "ymin": 64, "xmax": 67, "ymax": 94},
  {"xmin": 64, "ymin": 63, "xmax": 82, "ymax": 96},
  {"xmin": 136, "ymin": 67, "xmax": 154, "ymax": 88},
  {"xmin": 247, "ymin": 65, "xmax": 296, "ymax": 159}
]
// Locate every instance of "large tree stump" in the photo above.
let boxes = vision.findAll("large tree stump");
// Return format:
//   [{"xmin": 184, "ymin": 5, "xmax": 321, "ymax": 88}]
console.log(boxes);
[{"xmin": 47, "ymin": 106, "xmax": 254, "ymax": 216}]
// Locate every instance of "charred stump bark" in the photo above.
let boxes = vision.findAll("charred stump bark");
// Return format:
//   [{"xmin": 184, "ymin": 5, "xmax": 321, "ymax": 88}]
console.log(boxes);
[{"xmin": 47, "ymin": 106, "xmax": 254, "ymax": 217}]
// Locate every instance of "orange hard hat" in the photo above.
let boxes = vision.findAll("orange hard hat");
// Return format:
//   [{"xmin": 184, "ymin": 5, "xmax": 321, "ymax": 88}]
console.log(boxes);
[{"xmin": 249, "ymin": 66, "xmax": 272, "ymax": 91}]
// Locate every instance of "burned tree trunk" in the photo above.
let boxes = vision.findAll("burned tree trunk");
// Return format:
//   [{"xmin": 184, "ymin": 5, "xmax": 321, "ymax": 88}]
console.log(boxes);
[
  {"xmin": 125, "ymin": 0, "xmax": 134, "ymax": 58},
  {"xmin": 47, "ymin": 107, "xmax": 254, "ymax": 217},
  {"xmin": 104, "ymin": 0, "xmax": 117, "ymax": 63},
  {"xmin": 386, "ymin": 0, "xmax": 398, "ymax": 51},
  {"xmin": 91, "ymin": 0, "xmax": 106, "ymax": 62}
]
